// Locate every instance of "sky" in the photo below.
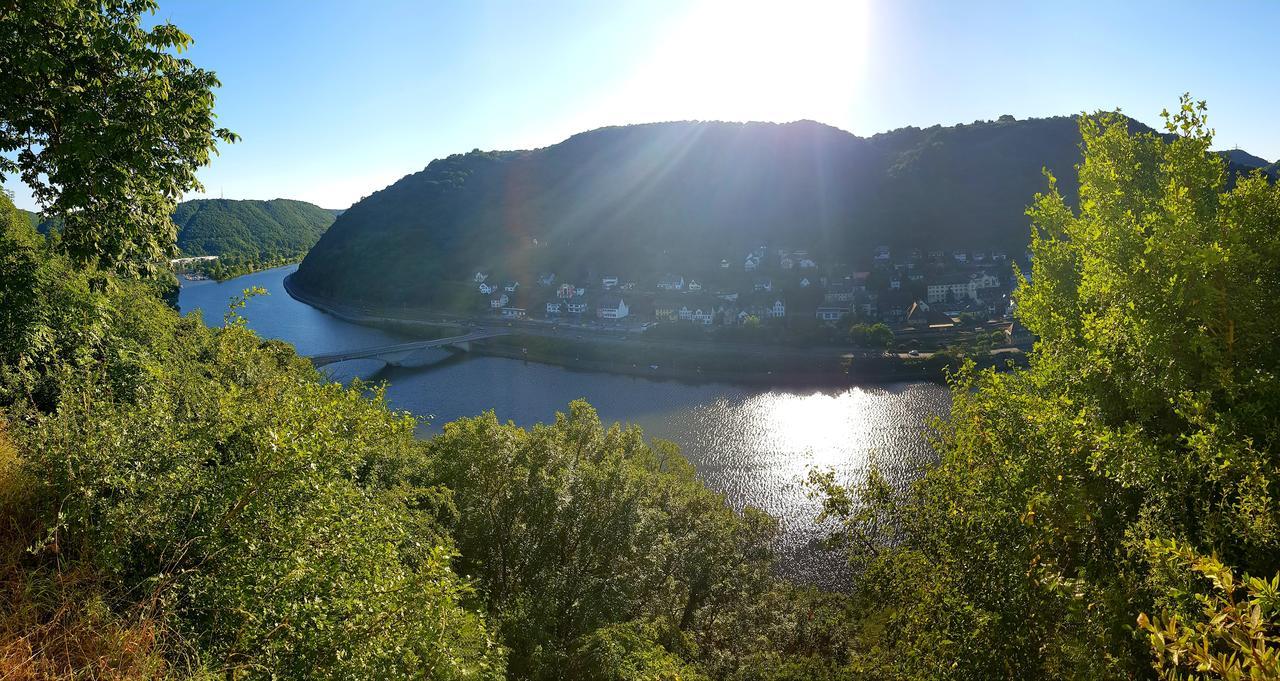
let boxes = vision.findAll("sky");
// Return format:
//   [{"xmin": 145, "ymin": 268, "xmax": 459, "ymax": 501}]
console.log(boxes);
[{"xmin": 8, "ymin": 0, "xmax": 1280, "ymax": 211}]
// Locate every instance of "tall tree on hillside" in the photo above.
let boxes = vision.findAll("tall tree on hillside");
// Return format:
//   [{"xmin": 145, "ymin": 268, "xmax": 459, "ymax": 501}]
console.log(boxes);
[
  {"xmin": 0, "ymin": 0, "xmax": 236, "ymax": 275},
  {"xmin": 813, "ymin": 97, "xmax": 1280, "ymax": 678}
]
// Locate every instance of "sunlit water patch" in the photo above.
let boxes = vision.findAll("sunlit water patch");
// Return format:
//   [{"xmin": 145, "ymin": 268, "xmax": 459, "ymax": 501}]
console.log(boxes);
[{"xmin": 180, "ymin": 266, "xmax": 951, "ymax": 586}]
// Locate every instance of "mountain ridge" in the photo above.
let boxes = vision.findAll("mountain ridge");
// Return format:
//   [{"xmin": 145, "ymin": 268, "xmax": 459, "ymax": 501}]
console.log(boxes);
[{"xmin": 298, "ymin": 113, "xmax": 1275, "ymax": 307}]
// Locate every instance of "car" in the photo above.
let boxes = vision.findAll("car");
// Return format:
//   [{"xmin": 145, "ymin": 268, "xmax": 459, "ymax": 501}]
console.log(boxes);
[{"xmin": 908, "ymin": 349, "xmax": 920, "ymax": 357}]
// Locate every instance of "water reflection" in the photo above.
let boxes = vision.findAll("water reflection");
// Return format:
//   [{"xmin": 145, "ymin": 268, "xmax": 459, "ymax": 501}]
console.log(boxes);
[{"xmin": 179, "ymin": 266, "xmax": 951, "ymax": 586}]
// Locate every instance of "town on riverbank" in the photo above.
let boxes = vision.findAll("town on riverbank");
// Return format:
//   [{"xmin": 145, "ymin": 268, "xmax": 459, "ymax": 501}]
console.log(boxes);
[{"xmin": 283, "ymin": 242, "xmax": 1034, "ymax": 384}]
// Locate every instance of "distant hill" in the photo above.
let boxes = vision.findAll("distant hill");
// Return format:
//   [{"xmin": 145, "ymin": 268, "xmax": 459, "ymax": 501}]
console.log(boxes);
[
  {"xmin": 28, "ymin": 198, "xmax": 337, "ymax": 263},
  {"xmin": 18, "ymin": 208, "xmax": 39, "ymax": 230},
  {"xmin": 172, "ymin": 198, "xmax": 337, "ymax": 260},
  {"xmin": 1221, "ymin": 148, "xmax": 1273, "ymax": 169},
  {"xmin": 296, "ymin": 114, "xmax": 1277, "ymax": 308}
]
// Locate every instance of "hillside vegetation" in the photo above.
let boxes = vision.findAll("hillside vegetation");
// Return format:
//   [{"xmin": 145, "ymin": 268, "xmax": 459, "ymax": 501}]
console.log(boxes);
[
  {"xmin": 172, "ymin": 198, "xmax": 337, "ymax": 260},
  {"xmin": 3, "ymin": 2, "xmax": 1279, "ymax": 678},
  {"xmin": 291, "ymin": 115, "xmax": 1271, "ymax": 307}
]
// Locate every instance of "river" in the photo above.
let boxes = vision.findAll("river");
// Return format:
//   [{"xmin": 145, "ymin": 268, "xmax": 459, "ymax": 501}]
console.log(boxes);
[{"xmin": 179, "ymin": 265, "xmax": 951, "ymax": 586}]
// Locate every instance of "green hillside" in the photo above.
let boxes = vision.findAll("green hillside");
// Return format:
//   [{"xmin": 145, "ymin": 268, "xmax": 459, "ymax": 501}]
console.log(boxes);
[
  {"xmin": 27, "ymin": 198, "xmax": 337, "ymax": 265},
  {"xmin": 17, "ymin": 207, "xmax": 39, "ymax": 230},
  {"xmin": 291, "ymin": 115, "xmax": 1269, "ymax": 306},
  {"xmin": 172, "ymin": 198, "xmax": 337, "ymax": 260}
]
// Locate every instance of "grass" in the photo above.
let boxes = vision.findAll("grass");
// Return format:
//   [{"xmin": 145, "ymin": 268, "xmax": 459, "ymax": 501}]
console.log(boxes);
[{"xmin": 0, "ymin": 418, "xmax": 183, "ymax": 680}]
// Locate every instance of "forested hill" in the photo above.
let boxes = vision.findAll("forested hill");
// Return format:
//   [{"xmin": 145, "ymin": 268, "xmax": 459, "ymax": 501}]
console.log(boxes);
[
  {"xmin": 290, "ymin": 115, "xmax": 1272, "ymax": 305},
  {"xmin": 172, "ymin": 198, "xmax": 338, "ymax": 260},
  {"xmin": 26, "ymin": 198, "xmax": 338, "ymax": 263},
  {"xmin": 18, "ymin": 207, "xmax": 39, "ymax": 230}
]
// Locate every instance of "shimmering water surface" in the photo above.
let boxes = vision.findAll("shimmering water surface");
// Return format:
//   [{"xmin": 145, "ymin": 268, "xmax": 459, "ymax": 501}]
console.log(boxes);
[{"xmin": 180, "ymin": 265, "xmax": 951, "ymax": 585}]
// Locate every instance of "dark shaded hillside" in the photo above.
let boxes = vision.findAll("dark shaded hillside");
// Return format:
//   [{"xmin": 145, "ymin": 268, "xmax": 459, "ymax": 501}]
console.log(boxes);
[
  {"xmin": 173, "ymin": 198, "xmax": 336, "ymax": 260},
  {"xmin": 1221, "ymin": 148, "xmax": 1272, "ymax": 169},
  {"xmin": 297, "ymin": 114, "xmax": 1266, "ymax": 307}
]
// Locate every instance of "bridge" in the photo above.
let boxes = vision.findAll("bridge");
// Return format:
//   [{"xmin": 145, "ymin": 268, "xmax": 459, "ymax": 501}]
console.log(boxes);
[{"xmin": 309, "ymin": 329, "xmax": 509, "ymax": 367}]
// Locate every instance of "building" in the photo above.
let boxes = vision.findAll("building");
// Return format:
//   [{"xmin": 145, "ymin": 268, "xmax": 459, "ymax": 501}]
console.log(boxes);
[
  {"xmin": 556, "ymin": 283, "xmax": 578, "ymax": 299},
  {"xmin": 597, "ymin": 296, "xmax": 629, "ymax": 320},
  {"xmin": 545, "ymin": 300, "xmax": 563, "ymax": 315},
  {"xmin": 874, "ymin": 245, "xmax": 891, "ymax": 262},
  {"xmin": 503, "ymin": 281, "xmax": 520, "ymax": 293},
  {"xmin": 657, "ymin": 274, "xmax": 685, "ymax": 291},
  {"xmin": 478, "ymin": 283, "xmax": 495, "ymax": 294},
  {"xmin": 489, "ymin": 293, "xmax": 510, "ymax": 309},
  {"xmin": 601, "ymin": 276, "xmax": 619, "ymax": 290},
  {"xmin": 816, "ymin": 305, "xmax": 848, "ymax": 322},
  {"xmin": 766, "ymin": 299, "xmax": 786, "ymax": 318},
  {"xmin": 927, "ymin": 276, "xmax": 974, "ymax": 304},
  {"xmin": 824, "ymin": 281, "xmax": 855, "ymax": 303},
  {"xmin": 753, "ymin": 278, "xmax": 773, "ymax": 292},
  {"xmin": 687, "ymin": 279, "xmax": 703, "ymax": 292},
  {"xmin": 474, "ymin": 272, "xmax": 489, "ymax": 283},
  {"xmin": 654, "ymin": 297, "xmax": 680, "ymax": 321},
  {"xmin": 538, "ymin": 272, "xmax": 557, "ymax": 286},
  {"xmin": 500, "ymin": 306, "xmax": 526, "ymax": 319},
  {"xmin": 566, "ymin": 293, "xmax": 588, "ymax": 315},
  {"xmin": 926, "ymin": 271, "xmax": 1001, "ymax": 304}
]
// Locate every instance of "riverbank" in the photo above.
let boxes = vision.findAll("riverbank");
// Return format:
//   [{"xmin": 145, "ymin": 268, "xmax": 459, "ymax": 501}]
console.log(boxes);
[{"xmin": 284, "ymin": 272, "xmax": 1024, "ymax": 385}]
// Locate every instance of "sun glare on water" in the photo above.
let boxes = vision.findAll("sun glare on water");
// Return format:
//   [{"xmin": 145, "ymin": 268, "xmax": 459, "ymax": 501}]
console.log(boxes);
[{"xmin": 588, "ymin": 0, "xmax": 872, "ymax": 128}]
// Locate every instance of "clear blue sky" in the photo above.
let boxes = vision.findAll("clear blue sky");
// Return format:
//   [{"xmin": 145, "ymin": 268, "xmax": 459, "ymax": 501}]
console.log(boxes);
[{"xmin": 9, "ymin": 0, "xmax": 1279, "ymax": 211}]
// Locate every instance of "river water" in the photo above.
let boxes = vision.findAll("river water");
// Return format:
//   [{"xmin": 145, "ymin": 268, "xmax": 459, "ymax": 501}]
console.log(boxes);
[{"xmin": 179, "ymin": 265, "xmax": 951, "ymax": 586}]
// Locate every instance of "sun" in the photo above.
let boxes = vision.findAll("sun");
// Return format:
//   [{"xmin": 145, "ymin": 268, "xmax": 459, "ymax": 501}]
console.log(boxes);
[{"xmin": 591, "ymin": 0, "xmax": 872, "ymax": 128}]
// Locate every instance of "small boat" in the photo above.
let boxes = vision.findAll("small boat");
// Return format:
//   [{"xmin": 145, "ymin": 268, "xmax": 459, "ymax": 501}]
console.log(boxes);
[{"xmin": 649, "ymin": 364, "xmax": 659, "ymax": 370}]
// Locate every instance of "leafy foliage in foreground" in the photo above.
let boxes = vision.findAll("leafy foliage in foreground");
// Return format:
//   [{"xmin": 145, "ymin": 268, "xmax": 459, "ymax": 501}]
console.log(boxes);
[
  {"xmin": 2, "ymin": 190, "xmax": 850, "ymax": 678},
  {"xmin": 814, "ymin": 99, "xmax": 1280, "ymax": 679},
  {"xmin": 0, "ymin": 0, "xmax": 237, "ymax": 276},
  {"xmin": 1, "ymin": 201, "xmax": 503, "ymax": 678}
]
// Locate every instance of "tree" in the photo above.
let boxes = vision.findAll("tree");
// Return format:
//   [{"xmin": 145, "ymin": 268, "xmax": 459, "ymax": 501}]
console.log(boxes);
[
  {"xmin": 847, "ymin": 322, "xmax": 892, "ymax": 349},
  {"xmin": 815, "ymin": 98, "xmax": 1280, "ymax": 678},
  {"xmin": 0, "ymin": 0, "xmax": 237, "ymax": 275}
]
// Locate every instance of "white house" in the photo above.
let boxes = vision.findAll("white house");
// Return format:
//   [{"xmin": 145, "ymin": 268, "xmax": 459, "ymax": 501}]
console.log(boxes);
[
  {"xmin": 753, "ymin": 278, "xmax": 773, "ymax": 292},
  {"xmin": 545, "ymin": 301, "xmax": 563, "ymax": 315},
  {"xmin": 889, "ymin": 275, "xmax": 902, "ymax": 290},
  {"xmin": 601, "ymin": 276, "xmax": 619, "ymax": 290},
  {"xmin": 500, "ymin": 306, "xmax": 526, "ymax": 319},
  {"xmin": 744, "ymin": 256, "xmax": 760, "ymax": 271},
  {"xmin": 816, "ymin": 305, "xmax": 848, "ymax": 322},
  {"xmin": 766, "ymin": 299, "xmax": 786, "ymax": 318},
  {"xmin": 687, "ymin": 279, "xmax": 703, "ymax": 292},
  {"xmin": 799, "ymin": 277, "xmax": 811, "ymax": 288},
  {"xmin": 566, "ymin": 293, "xmax": 588, "ymax": 314},
  {"xmin": 598, "ymin": 296, "xmax": 629, "ymax": 320},
  {"xmin": 926, "ymin": 272, "xmax": 1000, "ymax": 304},
  {"xmin": 657, "ymin": 274, "xmax": 685, "ymax": 291},
  {"xmin": 953, "ymin": 251, "xmax": 968, "ymax": 264},
  {"xmin": 503, "ymin": 281, "xmax": 520, "ymax": 293},
  {"xmin": 556, "ymin": 283, "xmax": 577, "ymax": 299},
  {"xmin": 478, "ymin": 283, "xmax": 495, "ymax": 294},
  {"xmin": 780, "ymin": 256, "xmax": 795, "ymax": 270},
  {"xmin": 720, "ymin": 259, "xmax": 731, "ymax": 269},
  {"xmin": 798, "ymin": 258, "xmax": 816, "ymax": 269},
  {"xmin": 874, "ymin": 245, "xmax": 891, "ymax": 262},
  {"xmin": 490, "ymin": 293, "xmax": 510, "ymax": 309}
]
